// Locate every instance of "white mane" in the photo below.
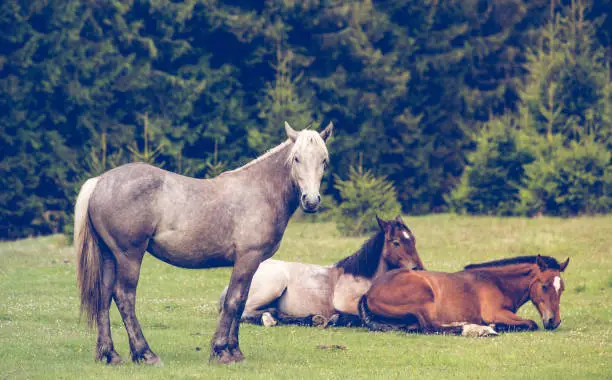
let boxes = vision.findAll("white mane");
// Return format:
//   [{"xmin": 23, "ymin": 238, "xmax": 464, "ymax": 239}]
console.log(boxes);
[{"xmin": 222, "ymin": 130, "xmax": 328, "ymax": 175}]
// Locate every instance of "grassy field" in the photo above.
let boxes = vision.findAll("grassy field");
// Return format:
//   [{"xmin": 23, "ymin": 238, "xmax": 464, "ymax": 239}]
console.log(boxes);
[{"xmin": 1, "ymin": 214, "xmax": 611, "ymax": 379}]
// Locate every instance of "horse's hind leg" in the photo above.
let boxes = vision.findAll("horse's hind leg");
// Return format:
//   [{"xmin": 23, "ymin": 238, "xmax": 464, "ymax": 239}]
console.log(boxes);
[
  {"xmin": 95, "ymin": 254, "xmax": 122, "ymax": 364},
  {"xmin": 112, "ymin": 251, "xmax": 161, "ymax": 365}
]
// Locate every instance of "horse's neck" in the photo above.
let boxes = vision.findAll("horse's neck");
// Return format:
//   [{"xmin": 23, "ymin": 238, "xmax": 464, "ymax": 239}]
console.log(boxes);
[
  {"xmin": 373, "ymin": 259, "xmax": 389, "ymax": 279},
  {"xmin": 229, "ymin": 143, "xmax": 299, "ymax": 222},
  {"xmin": 472, "ymin": 264, "xmax": 535, "ymax": 310},
  {"xmin": 335, "ymin": 231, "xmax": 385, "ymax": 279}
]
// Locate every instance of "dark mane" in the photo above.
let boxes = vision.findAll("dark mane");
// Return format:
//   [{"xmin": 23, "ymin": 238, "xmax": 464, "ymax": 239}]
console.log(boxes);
[
  {"xmin": 464, "ymin": 255, "xmax": 561, "ymax": 270},
  {"xmin": 334, "ymin": 230, "xmax": 385, "ymax": 278}
]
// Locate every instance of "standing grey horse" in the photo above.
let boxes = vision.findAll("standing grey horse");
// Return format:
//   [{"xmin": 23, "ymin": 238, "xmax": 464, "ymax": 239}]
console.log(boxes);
[{"xmin": 74, "ymin": 122, "xmax": 333, "ymax": 365}]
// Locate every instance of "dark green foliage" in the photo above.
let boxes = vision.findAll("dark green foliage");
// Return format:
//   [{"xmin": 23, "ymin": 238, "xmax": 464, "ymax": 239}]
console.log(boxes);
[
  {"xmin": 334, "ymin": 166, "xmax": 401, "ymax": 236},
  {"xmin": 0, "ymin": 0, "xmax": 247, "ymax": 238},
  {"xmin": 204, "ymin": 140, "xmax": 227, "ymax": 179},
  {"xmin": 1, "ymin": 0, "xmax": 611, "ymax": 239},
  {"xmin": 519, "ymin": 136, "xmax": 612, "ymax": 216},
  {"xmin": 516, "ymin": 0, "xmax": 612, "ymax": 216},
  {"xmin": 451, "ymin": 0, "xmax": 612, "ymax": 217},
  {"xmin": 448, "ymin": 117, "xmax": 535, "ymax": 215},
  {"xmin": 520, "ymin": 0, "xmax": 612, "ymax": 145}
]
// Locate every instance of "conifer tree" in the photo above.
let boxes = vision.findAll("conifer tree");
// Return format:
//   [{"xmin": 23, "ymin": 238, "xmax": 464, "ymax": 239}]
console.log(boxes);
[
  {"xmin": 250, "ymin": 45, "xmax": 318, "ymax": 152},
  {"xmin": 520, "ymin": 0, "xmax": 611, "ymax": 144},
  {"xmin": 448, "ymin": 116, "xmax": 535, "ymax": 215},
  {"xmin": 334, "ymin": 165, "xmax": 402, "ymax": 236}
]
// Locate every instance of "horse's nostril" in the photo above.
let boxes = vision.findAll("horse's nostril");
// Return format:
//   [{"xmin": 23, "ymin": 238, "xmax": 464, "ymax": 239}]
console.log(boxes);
[{"xmin": 301, "ymin": 194, "xmax": 320, "ymax": 208}]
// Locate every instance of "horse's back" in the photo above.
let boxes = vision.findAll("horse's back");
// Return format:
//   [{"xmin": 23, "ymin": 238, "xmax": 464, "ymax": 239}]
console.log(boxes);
[
  {"xmin": 373, "ymin": 269, "xmax": 480, "ymax": 303},
  {"xmin": 89, "ymin": 163, "xmax": 202, "ymax": 226},
  {"xmin": 91, "ymin": 162, "xmax": 195, "ymax": 212}
]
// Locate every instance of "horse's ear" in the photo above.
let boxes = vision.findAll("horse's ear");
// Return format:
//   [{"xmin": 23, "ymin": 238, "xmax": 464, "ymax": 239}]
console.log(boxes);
[
  {"xmin": 395, "ymin": 215, "xmax": 405, "ymax": 226},
  {"xmin": 376, "ymin": 215, "xmax": 389, "ymax": 232},
  {"xmin": 560, "ymin": 258, "xmax": 570, "ymax": 272},
  {"xmin": 285, "ymin": 121, "xmax": 299, "ymax": 142},
  {"xmin": 536, "ymin": 254, "xmax": 548, "ymax": 271},
  {"xmin": 320, "ymin": 122, "xmax": 333, "ymax": 142}
]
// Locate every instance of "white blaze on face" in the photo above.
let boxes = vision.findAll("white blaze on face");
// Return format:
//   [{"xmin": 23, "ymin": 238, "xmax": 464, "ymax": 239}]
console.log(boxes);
[
  {"xmin": 403, "ymin": 231, "xmax": 411, "ymax": 240},
  {"xmin": 553, "ymin": 276, "xmax": 562, "ymax": 294}
]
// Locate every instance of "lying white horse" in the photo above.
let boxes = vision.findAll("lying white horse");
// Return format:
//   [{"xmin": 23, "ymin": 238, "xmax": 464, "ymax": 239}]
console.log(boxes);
[{"xmin": 220, "ymin": 216, "xmax": 425, "ymax": 327}]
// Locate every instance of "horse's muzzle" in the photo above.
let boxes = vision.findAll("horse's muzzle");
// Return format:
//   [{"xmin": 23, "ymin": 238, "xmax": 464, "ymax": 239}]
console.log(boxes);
[
  {"xmin": 543, "ymin": 318, "xmax": 561, "ymax": 330},
  {"xmin": 301, "ymin": 193, "xmax": 321, "ymax": 213}
]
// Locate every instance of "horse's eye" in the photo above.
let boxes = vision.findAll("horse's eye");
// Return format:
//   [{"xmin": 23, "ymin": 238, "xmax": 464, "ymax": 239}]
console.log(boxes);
[
  {"xmin": 392, "ymin": 241, "xmax": 400, "ymax": 247},
  {"xmin": 542, "ymin": 284, "xmax": 548, "ymax": 291},
  {"xmin": 294, "ymin": 156, "xmax": 300, "ymax": 163},
  {"xmin": 323, "ymin": 160, "xmax": 329, "ymax": 169}
]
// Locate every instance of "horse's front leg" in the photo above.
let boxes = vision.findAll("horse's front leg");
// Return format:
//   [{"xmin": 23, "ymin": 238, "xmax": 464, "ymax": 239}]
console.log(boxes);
[
  {"xmin": 489, "ymin": 310, "xmax": 539, "ymax": 332},
  {"xmin": 210, "ymin": 251, "xmax": 262, "ymax": 364}
]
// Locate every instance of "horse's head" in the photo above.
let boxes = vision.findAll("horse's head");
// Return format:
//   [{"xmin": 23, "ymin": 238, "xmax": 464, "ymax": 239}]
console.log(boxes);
[
  {"xmin": 285, "ymin": 122, "xmax": 333, "ymax": 213},
  {"xmin": 376, "ymin": 215, "xmax": 425, "ymax": 271},
  {"xmin": 529, "ymin": 255, "xmax": 570, "ymax": 330}
]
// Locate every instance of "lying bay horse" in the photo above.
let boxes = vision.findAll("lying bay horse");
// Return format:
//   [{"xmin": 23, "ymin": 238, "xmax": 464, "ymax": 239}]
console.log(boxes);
[
  {"xmin": 221, "ymin": 216, "xmax": 424, "ymax": 327},
  {"xmin": 74, "ymin": 122, "xmax": 333, "ymax": 365},
  {"xmin": 359, "ymin": 255, "xmax": 569, "ymax": 335}
]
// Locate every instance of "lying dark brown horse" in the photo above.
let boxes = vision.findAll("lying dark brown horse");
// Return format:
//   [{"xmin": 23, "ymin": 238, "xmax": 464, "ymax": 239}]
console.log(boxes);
[{"xmin": 359, "ymin": 255, "xmax": 569, "ymax": 335}]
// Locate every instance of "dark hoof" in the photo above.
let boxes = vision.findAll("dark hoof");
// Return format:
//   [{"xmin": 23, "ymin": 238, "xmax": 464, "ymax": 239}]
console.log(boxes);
[
  {"xmin": 210, "ymin": 347, "xmax": 245, "ymax": 364},
  {"xmin": 133, "ymin": 350, "xmax": 163, "ymax": 366},
  {"xmin": 96, "ymin": 349, "xmax": 123, "ymax": 365},
  {"xmin": 231, "ymin": 347, "xmax": 245, "ymax": 362},
  {"xmin": 108, "ymin": 354, "xmax": 124, "ymax": 365},
  {"xmin": 144, "ymin": 355, "xmax": 163, "ymax": 366}
]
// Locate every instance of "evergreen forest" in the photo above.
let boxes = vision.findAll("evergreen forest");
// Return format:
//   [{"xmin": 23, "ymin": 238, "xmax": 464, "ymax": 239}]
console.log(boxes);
[{"xmin": 1, "ymin": 0, "xmax": 611, "ymax": 239}]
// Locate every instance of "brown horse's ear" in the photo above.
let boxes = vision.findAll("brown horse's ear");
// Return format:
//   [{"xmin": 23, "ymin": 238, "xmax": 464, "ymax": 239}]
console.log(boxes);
[
  {"xmin": 559, "ymin": 258, "xmax": 570, "ymax": 272},
  {"xmin": 536, "ymin": 254, "xmax": 548, "ymax": 271},
  {"xmin": 320, "ymin": 122, "xmax": 333, "ymax": 142},
  {"xmin": 395, "ymin": 215, "xmax": 405, "ymax": 226},
  {"xmin": 285, "ymin": 121, "xmax": 299, "ymax": 142},
  {"xmin": 376, "ymin": 215, "xmax": 389, "ymax": 232}
]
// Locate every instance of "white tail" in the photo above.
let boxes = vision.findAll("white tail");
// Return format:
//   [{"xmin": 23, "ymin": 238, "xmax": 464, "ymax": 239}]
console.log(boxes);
[
  {"xmin": 74, "ymin": 178, "xmax": 99, "ymax": 246},
  {"xmin": 74, "ymin": 177, "xmax": 102, "ymax": 327}
]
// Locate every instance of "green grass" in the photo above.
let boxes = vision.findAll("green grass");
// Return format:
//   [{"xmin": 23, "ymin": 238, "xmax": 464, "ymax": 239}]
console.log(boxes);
[{"xmin": 1, "ymin": 215, "xmax": 611, "ymax": 379}]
